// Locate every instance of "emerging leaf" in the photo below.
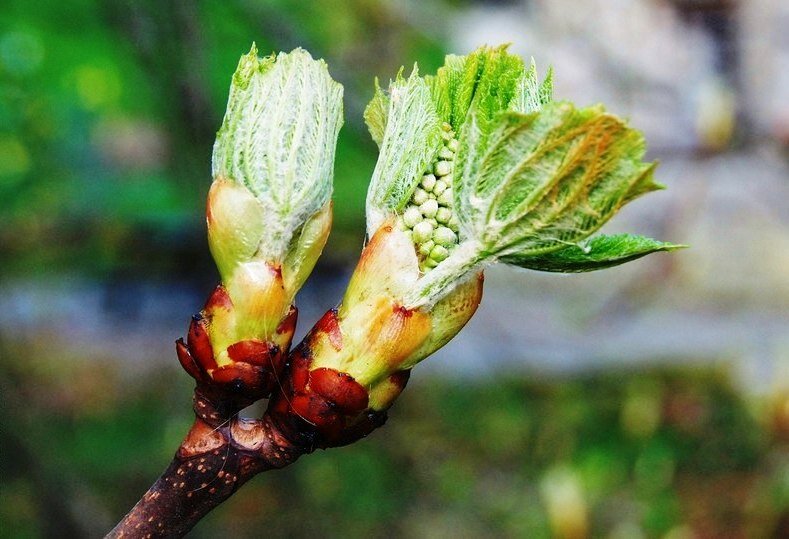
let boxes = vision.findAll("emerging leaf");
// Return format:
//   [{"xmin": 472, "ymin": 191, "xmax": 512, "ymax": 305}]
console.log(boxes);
[
  {"xmin": 365, "ymin": 68, "xmax": 442, "ymax": 233},
  {"xmin": 499, "ymin": 234, "xmax": 686, "ymax": 272},
  {"xmin": 456, "ymin": 103, "xmax": 664, "ymax": 258},
  {"xmin": 364, "ymin": 45, "xmax": 552, "ymax": 237}
]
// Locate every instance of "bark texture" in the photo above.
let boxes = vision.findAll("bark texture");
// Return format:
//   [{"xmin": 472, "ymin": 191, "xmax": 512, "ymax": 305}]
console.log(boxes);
[
  {"xmin": 107, "ymin": 398, "xmax": 308, "ymax": 538},
  {"xmin": 107, "ymin": 364, "xmax": 393, "ymax": 537}
]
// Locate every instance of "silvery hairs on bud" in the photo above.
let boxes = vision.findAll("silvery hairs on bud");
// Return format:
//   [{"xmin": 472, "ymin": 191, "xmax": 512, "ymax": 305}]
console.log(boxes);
[{"xmin": 212, "ymin": 45, "xmax": 343, "ymax": 262}]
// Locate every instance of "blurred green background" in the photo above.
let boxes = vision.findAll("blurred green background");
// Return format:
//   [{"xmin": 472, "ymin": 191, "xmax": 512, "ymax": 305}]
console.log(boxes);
[{"xmin": 1, "ymin": 0, "xmax": 788, "ymax": 537}]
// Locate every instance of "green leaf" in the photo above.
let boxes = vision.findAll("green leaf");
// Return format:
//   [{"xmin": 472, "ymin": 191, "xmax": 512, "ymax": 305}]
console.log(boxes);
[
  {"xmin": 509, "ymin": 60, "xmax": 553, "ymax": 114},
  {"xmin": 363, "ymin": 77, "xmax": 389, "ymax": 148},
  {"xmin": 456, "ymin": 102, "xmax": 664, "ymax": 257},
  {"xmin": 499, "ymin": 234, "xmax": 686, "ymax": 272},
  {"xmin": 365, "ymin": 67, "xmax": 442, "ymax": 234},
  {"xmin": 427, "ymin": 45, "xmax": 537, "ymax": 133}
]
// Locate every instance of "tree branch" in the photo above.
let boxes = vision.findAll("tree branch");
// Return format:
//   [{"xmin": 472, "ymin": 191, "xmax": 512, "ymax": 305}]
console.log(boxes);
[{"xmin": 107, "ymin": 398, "xmax": 308, "ymax": 538}]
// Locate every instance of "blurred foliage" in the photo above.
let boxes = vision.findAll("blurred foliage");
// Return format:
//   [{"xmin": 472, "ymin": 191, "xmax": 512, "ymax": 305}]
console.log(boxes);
[
  {"xmin": 0, "ymin": 0, "xmax": 449, "ymax": 278},
  {"xmin": 2, "ymin": 362, "xmax": 787, "ymax": 538}
]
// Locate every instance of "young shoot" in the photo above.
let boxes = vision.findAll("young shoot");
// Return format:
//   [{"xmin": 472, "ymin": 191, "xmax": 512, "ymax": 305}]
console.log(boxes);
[{"xmin": 364, "ymin": 45, "xmax": 683, "ymax": 310}]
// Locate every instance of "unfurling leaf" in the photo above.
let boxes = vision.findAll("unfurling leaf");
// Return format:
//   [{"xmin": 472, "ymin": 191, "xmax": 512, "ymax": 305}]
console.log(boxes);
[{"xmin": 499, "ymin": 233, "xmax": 686, "ymax": 272}]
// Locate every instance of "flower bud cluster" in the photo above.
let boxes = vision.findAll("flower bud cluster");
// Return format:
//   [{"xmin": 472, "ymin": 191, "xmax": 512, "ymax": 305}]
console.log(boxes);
[{"xmin": 398, "ymin": 123, "xmax": 460, "ymax": 271}]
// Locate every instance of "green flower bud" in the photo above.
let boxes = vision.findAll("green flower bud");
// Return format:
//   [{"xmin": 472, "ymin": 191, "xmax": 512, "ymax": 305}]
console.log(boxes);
[
  {"xmin": 435, "ymin": 207, "xmax": 452, "ymax": 224},
  {"xmin": 438, "ymin": 147, "xmax": 454, "ymax": 160},
  {"xmin": 433, "ymin": 179, "xmax": 448, "ymax": 196},
  {"xmin": 419, "ymin": 240, "xmax": 435, "ymax": 257},
  {"xmin": 403, "ymin": 205, "xmax": 422, "ymax": 228},
  {"xmin": 434, "ymin": 161, "xmax": 452, "ymax": 177},
  {"xmin": 433, "ymin": 226, "xmax": 457, "ymax": 247},
  {"xmin": 420, "ymin": 198, "xmax": 439, "ymax": 218},
  {"xmin": 425, "ymin": 217, "xmax": 438, "ymax": 228},
  {"xmin": 413, "ymin": 221, "xmax": 434, "ymax": 243},
  {"xmin": 421, "ymin": 174, "xmax": 437, "ymax": 192},
  {"xmin": 448, "ymin": 139, "xmax": 459, "ymax": 152},
  {"xmin": 412, "ymin": 188, "xmax": 429, "ymax": 205},
  {"xmin": 437, "ymin": 187, "xmax": 453, "ymax": 206},
  {"xmin": 422, "ymin": 257, "xmax": 439, "ymax": 269},
  {"xmin": 430, "ymin": 245, "xmax": 450, "ymax": 262}
]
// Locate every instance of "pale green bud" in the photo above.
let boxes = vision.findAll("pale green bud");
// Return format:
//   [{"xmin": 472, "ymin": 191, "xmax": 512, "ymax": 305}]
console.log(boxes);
[
  {"xmin": 447, "ymin": 139, "xmax": 459, "ymax": 152},
  {"xmin": 433, "ymin": 179, "xmax": 447, "ymax": 196},
  {"xmin": 421, "ymin": 174, "xmax": 437, "ymax": 192},
  {"xmin": 435, "ymin": 207, "xmax": 452, "ymax": 224},
  {"xmin": 438, "ymin": 147, "xmax": 454, "ymax": 160},
  {"xmin": 437, "ymin": 187, "xmax": 453, "ymax": 206},
  {"xmin": 419, "ymin": 240, "xmax": 435, "ymax": 257},
  {"xmin": 413, "ymin": 221, "xmax": 434, "ymax": 243},
  {"xmin": 433, "ymin": 226, "xmax": 457, "ymax": 247},
  {"xmin": 441, "ymin": 122, "xmax": 452, "ymax": 132},
  {"xmin": 425, "ymin": 217, "xmax": 438, "ymax": 228},
  {"xmin": 413, "ymin": 188, "xmax": 429, "ymax": 205},
  {"xmin": 420, "ymin": 198, "xmax": 439, "ymax": 218},
  {"xmin": 212, "ymin": 45, "xmax": 342, "ymax": 262},
  {"xmin": 403, "ymin": 205, "xmax": 422, "ymax": 228},
  {"xmin": 430, "ymin": 245, "xmax": 450, "ymax": 262},
  {"xmin": 422, "ymin": 258, "xmax": 438, "ymax": 269},
  {"xmin": 434, "ymin": 161, "xmax": 452, "ymax": 177}
]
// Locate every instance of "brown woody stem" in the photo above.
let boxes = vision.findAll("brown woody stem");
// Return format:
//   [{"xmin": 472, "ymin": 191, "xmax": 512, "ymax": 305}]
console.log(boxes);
[{"xmin": 107, "ymin": 394, "xmax": 309, "ymax": 538}]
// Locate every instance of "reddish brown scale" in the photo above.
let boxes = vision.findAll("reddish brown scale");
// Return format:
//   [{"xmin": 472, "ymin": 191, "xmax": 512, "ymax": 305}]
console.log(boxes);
[
  {"xmin": 187, "ymin": 315, "xmax": 216, "ymax": 370},
  {"xmin": 175, "ymin": 339, "xmax": 205, "ymax": 382},
  {"xmin": 309, "ymin": 368, "xmax": 369, "ymax": 414},
  {"xmin": 276, "ymin": 305, "xmax": 298, "ymax": 336},
  {"xmin": 211, "ymin": 363, "xmax": 262, "ymax": 391},
  {"xmin": 313, "ymin": 308, "xmax": 343, "ymax": 351},
  {"xmin": 388, "ymin": 369, "xmax": 411, "ymax": 392},
  {"xmin": 326, "ymin": 410, "xmax": 388, "ymax": 447},
  {"xmin": 289, "ymin": 347, "xmax": 311, "ymax": 393},
  {"xmin": 267, "ymin": 383, "xmax": 387, "ymax": 449},
  {"xmin": 289, "ymin": 393, "xmax": 341, "ymax": 430},
  {"xmin": 227, "ymin": 340, "xmax": 277, "ymax": 366},
  {"xmin": 204, "ymin": 284, "xmax": 232, "ymax": 311}
]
